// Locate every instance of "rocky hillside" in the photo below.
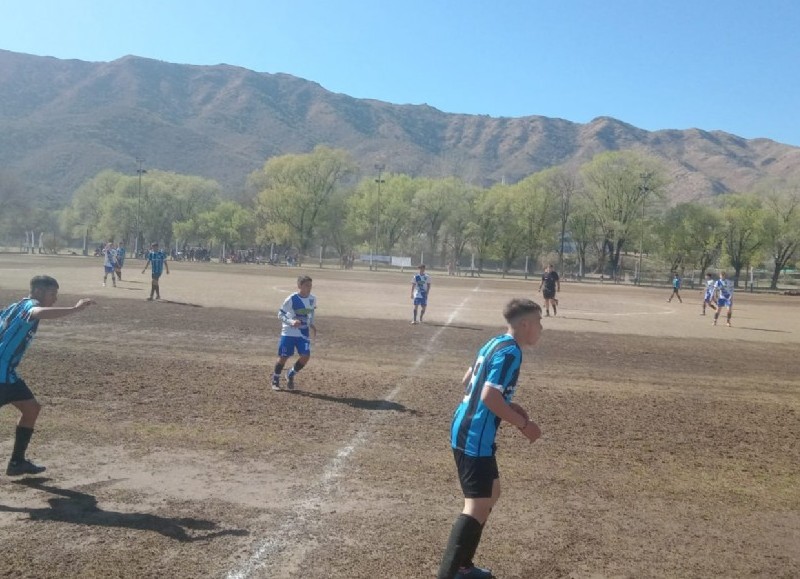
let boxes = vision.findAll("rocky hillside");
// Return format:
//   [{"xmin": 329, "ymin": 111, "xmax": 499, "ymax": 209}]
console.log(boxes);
[{"xmin": 1, "ymin": 49, "xmax": 798, "ymax": 205}]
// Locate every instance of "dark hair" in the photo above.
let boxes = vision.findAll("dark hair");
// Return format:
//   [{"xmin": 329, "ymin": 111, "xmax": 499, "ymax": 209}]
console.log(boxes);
[
  {"xmin": 30, "ymin": 275, "xmax": 59, "ymax": 292},
  {"xmin": 503, "ymin": 298, "xmax": 542, "ymax": 324},
  {"xmin": 297, "ymin": 275, "xmax": 313, "ymax": 285},
  {"xmin": 706, "ymin": 273, "xmax": 714, "ymax": 277}
]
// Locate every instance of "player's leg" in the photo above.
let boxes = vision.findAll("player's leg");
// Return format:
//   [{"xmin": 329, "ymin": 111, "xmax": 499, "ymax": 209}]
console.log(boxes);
[
  {"xmin": 725, "ymin": 304, "xmax": 733, "ymax": 326},
  {"xmin": 420, "ymin": 300, "xmax": 427, "ymax": 323},
  {"xmin": 4, "ymin": 381, "xmax": 46, "ymax": 475},
  {"xmin": 287, "ymin": 351, "xmax": 310, "ymax": 390},
  {"xmin": 154, "ymin": 275, "xmax": 161, "ymax": 299},
  {"xmin": 677, "ymin": 290, "xmax": 682, "ymax": 303},
  {"xmin": 438, "ymin": 453, "xmax": 498, "ymax": 579},
  {"xmin": 273, "ymin": 337, "xmax": 295, "ymax": 390},
  {"xmin": 552, "ymin": 296, "xmax": 558, "ymax": 316},
  {"xmin": 412, "ymin": 300, "xmax": 419, "ymax": 324}
]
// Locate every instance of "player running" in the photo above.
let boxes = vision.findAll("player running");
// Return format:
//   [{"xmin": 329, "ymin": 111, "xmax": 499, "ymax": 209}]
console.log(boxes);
[
  {"xmin": 272, "ymin": 275, "xmax": 317, "ymax": 391},
  {"xmin": 667, "ymin": 272, "xmax": 683, "ymax": 303},
  {"xmin": 712, "ymin": 271, "xmax": 734, "ymax": 327},
  {"xmin": 701, "ymin": 272, "xmax": 716, "ymax": 315}
]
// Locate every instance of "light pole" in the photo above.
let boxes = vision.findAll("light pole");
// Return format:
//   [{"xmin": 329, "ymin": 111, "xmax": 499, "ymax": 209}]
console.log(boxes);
[
  {"xmin": 135, "ymin": 158, "xmax": 146, "ymax": 257},
  {"xmin": 636, "ymin": 171, "xmax": 651, "ymax": 285},
  {"xmin": 372, "ymin": 164, "xmax": 385, "ymax": 271}
]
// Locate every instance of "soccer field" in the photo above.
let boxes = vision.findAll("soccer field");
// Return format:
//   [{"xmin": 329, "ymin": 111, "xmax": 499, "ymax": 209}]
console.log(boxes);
[{"xmin": 1, "ymin": 254, "xmax": 798, "ymax": 578}]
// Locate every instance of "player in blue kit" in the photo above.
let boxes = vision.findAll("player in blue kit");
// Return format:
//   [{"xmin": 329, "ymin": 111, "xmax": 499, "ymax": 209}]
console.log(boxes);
[
  {"xmin": 115, "ymin": 241, "xmax": 127, "ymax": 281},
  {"xmin": 272, "ymin": 275, "xmax": 317, "ymax": 391},
  {"xmin": 701, "ymin": 272, "xmax": 717, "ymax": 315},
  {"xmin": 667, "ymin": 272, "xmax": 683, "ymax": 303},
  {"xmin": 141, "ymin": 242, "xmax": 170, "ymax": 301},
  {"xmin": 437, "ymin": 298, "xmax": 543, "ymax": 579},
  {"xmin": 712, "ymin": 271, "xmax": 734, "ymax": 327},
  {"xmin": 411, "ymin": 264, "xmax": 431, "ymax": 324},
  {"xmin": 0, "ymin": 276, "xmax": 94, "ymax": 475}
]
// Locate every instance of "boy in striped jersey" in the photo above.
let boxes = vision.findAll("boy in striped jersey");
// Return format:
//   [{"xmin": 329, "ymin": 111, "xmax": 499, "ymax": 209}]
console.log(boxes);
[
  {"xmin": 701, "ymin": 272, "xmax": 716, "ymax": 315},
  {"xmin": 272, "ymin": 275, "xmax": 317, "ymax": 391},
  {"xmin": 712, "ymin": 271, "xmax": 734, "ymax": 327},
  {"xmin": 141, "ymin": 242, "xmax": 170, "ymax": 301},
  {"xmin": 437, "ymin": 298, "xmax": 543, "ymax": 579},
  {"xmin": 0, "ymin": 276, "xmax": 94, "ymax": 475}
]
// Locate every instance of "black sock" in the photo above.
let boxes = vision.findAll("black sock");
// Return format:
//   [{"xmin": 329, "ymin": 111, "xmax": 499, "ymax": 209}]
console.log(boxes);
[
  {"xmin": 273, "ymin": 363, "xmax": 285, "ymax": 376},
  {"xmin": 553, "ymin": 304, "xmax": 557, "ymax": 315},
  {"xmin": 292, "ymin": 360, "xmax": 306, "ymax": 373},
  {"xmin": 437, "ymin": 514, "xmax": 483, "ymax": 579},
  {"xmin": 11, "ymin": 426, "xmax": 34, "ymax": 463},
  {"xmin": 462, "ymin": 521, "xmax": 485, "ymax": 569}
]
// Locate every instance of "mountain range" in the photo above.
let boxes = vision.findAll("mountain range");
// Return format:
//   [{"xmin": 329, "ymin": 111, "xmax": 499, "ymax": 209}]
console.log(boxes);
[{"xmin": 1, "ymin": 49, "xmax": 799, "ymax": 206}]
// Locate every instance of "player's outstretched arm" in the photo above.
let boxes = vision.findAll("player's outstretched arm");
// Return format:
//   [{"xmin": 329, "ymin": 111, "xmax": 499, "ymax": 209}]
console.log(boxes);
[{"xmin": 30, "ymin": 299, "xmax": 95, "ymax": 320}]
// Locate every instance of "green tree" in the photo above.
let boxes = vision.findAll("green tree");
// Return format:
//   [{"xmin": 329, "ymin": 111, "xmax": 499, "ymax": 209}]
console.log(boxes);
[
  {"xmin": 720, "ymin": 194, "xmax": 764, "ymax": 286},
  {"xmin": 760, "ymin": 184, "xmax": 800, "ymax": 289},
  {"xmin": 255, "ymin": 146, "xmax": 355, "ymax": 262},
  {"xmin": 411, "ymin": 177, "xmax": 459, "ymax": 267},
  {"xmin": 567, "ymin": 199, "xmax": 600, "ymax": 278},
  {"xmin": 466, "ymin": 185, "xmax": 501, "ymax": 273},
  {"xmin": 511, "ymin": 171, "xmax": 559, "ymax": 276},
  {"xmin": 581, "ymin": 152, "xmax": 666, "ymax": 275},
  {"xmin": 490, "ymin": 184, "xmax": 526, "ymax": 276}
]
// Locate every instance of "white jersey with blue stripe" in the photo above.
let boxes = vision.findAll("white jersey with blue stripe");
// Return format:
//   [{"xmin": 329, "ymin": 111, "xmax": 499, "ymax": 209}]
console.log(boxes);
[
  {"xmin": 278, "ymin": 293, "xmax": 316, "ymax": 338},
  {"xmin": 714, "ymin": 278, "xmax": 733, "ymax": 300},
  {"xmin": 704, "ymin": 279, "xmax": 715, "ymax": 298},
  {"xmin": 450, "ymin": 334, "xmax": 522, "ymax": 457},
  {"xmin": 412, "ymin": 273, "xmax": 430, "ymax": 299},
  {"xmin": 0, "ymin": 298, "xmax": 40, "ymax": 383}
]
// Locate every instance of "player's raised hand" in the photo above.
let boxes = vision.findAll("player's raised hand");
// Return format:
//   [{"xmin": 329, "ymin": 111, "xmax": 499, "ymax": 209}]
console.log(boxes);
[{"xmin": 74, "ymin": 298, "xmax": 95, "ymax": 310}]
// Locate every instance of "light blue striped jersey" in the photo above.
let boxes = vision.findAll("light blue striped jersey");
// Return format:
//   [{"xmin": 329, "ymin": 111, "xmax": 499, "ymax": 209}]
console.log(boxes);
[
  {"xmin": 116, "ymin": 247, "xmax": 126, "ymax": 263},
  {"xmin": 0, "ymin": 298, "xmax": 40, "ymax": 383},
  {"xmin": 146, "ymin": 250, "xmax": 167, "ymax": 276},
  {"xmin": 450, "ymin": 334, "xmax": 522, "ymax": 457}
]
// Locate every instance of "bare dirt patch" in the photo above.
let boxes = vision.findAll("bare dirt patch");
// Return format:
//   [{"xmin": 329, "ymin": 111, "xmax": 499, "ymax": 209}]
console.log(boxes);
[{"xmin": 0, "ymin": 255, "xmax": 798, "ymax": 578}]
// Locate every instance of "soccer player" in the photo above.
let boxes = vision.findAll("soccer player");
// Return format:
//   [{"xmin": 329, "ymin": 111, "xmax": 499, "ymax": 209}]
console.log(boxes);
[
  {"xmin": 712, "ymin": 271, "xmax": 734, "ymax": 327},
  {"xmin": 115, "ymin": 241, "xmax": 127, "ymax": 281},
  {"xmin": 701, "ymin": 272, "xmax": 716, "ymax": 315},
  {"xmin": 411, "ymin": 264, "xmax": 431, "ymax": 324},
  {"xmin": 272, "ymin": 275, "xmax": 317, "ymax": 391},
  {"xmin": 538, "ymin": 264, "xmax": 560, "ymax": 316},
  {"xmin": 667, "ymin": 272, "xmax": 683, "ymax": 303},
  {"xmin": 102, "ymin": 241, "xmax": 118, "ymax": 288},
  {"xmin": 141, "ymin": 242, "xmax": 170, "ymax": 301},
  {"xmin": 437, "ymin": 298, "xmax": 543, "ymax": 579},
  {"xmin": 0, "ymin": 276, "xmax": 94, "ymax": 475}
]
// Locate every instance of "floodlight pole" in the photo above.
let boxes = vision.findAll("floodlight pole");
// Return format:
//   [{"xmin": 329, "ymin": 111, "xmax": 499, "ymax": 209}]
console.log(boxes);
[
  {"xmin": 637, "ymin": 171, "xmax": 651, "ymax": 285},
  {"xmin": 372, "ymin": 164, "xmax": 385, "ymax": 271},
  {"xmin": 135, "ymin": 158, "xmax": 146, "ymax": 257}
]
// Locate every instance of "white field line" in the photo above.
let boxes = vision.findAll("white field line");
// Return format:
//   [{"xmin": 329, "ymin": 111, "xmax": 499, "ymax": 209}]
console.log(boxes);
[{"xmin": 225, "ymin": 286, "xmax": 479, "ymax": 579}]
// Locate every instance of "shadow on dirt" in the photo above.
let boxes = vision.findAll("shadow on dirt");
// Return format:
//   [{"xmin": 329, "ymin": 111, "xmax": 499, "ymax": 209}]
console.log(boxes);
[
  {"xmin": 288, "ymin": 390, "xmax": 419, "ymax": 414},
  {"xmin": 0, "ymin": 478, "xmax": 248, "ymax": 542}
]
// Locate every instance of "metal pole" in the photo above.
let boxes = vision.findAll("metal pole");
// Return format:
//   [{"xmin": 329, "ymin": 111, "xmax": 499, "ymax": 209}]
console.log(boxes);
[
  {"xmin": 637, "ymin": 173, "xmax": 649, "ymax": 285},
  {"xmin": 373, "ymin": 164, "xmax": 385, "ymax": 271},
  {"xmin": 135, "ymin": 158, "xmax": 145, "ymax": 257}
]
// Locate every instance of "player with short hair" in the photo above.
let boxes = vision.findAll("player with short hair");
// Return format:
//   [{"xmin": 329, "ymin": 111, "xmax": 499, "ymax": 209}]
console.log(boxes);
[
  {"xmin": 701, "ymin": 272, "xmax": 716, "ymax": 315},
  {"xmin": 272, "ymin": 275, "xmax": 317, "ymax": 391},
  {"xmin": 0, "ymin": 276, "xmax": 94, "ymax": 475},
  {"xmin": 141, "ymin": 242, "xmax": 170, "ymax": 301},
  {"xmin": 712, "ymin": 271, "xmax": 734, "ymax": 327},
  {"xmin": 411, "ymin": 264, "xmax": 431, "ymax": 324},
  {"xmin": 538, "ymin": 264, "xmax": 560, "ymax": 316},
  {"xmin": 115, "ymin": 241, "xmax": 127, "ymax": 281},
  {"xmin": 437, "ymin": 298, "xmax": 544, "ymax": 579},
  {"xmin": 102, "ymin": 241, "xmax": 118, "ymax": 288},
  {"xmin": 667, "ymin": 272, "xmax": 683, "ymax": 303}
]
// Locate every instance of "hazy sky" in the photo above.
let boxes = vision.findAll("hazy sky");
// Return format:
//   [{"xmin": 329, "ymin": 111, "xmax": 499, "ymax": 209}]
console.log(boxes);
[{"xmin": 3, "ymin": 0, "xmax": 798, "ymax": 146}]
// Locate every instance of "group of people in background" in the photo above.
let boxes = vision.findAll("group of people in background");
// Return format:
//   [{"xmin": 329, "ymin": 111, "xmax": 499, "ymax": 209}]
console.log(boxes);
[
  {"xmin": 669, "ymin": 270, "xmax": 734, "ymax": 326},
  {"xmin": 100, "ymin": 240, "xmax": 169, "ymax": 301}
]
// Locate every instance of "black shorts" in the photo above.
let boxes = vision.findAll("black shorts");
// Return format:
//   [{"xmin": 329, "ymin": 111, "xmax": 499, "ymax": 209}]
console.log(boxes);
[
  {"xmin": 543, "ymin": 290, "xmax": 556, "ymax": 300},
  {"xmin": 0, "ymin": 379, "xmax": 35, "ymax": 407},
  {"xmin": 453, "ymin": 448, "xmax": 499, "ymax": 499}
]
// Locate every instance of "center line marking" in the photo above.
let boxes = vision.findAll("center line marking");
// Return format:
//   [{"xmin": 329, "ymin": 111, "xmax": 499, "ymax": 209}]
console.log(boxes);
[{"xmin": 226, "ymin": 287, "xmax": 478, "ymax": 579}]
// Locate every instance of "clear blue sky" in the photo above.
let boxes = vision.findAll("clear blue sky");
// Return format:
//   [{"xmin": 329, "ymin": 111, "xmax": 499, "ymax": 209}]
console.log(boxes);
[{"xmin": 3, "ymin": 0, "xmax": 799, "ymax": 146}]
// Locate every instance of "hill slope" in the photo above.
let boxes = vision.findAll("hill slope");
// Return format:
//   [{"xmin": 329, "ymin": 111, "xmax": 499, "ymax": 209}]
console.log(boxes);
[{"xmin": 1, "ymin": 49, "xmax": 798, "ymax": 204}]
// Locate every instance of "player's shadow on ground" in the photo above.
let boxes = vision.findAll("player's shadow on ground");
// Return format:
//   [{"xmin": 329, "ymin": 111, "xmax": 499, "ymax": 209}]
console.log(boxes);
[
  {"xmin": 555, "ymin": 315, "xmax": 609, "ymax": 323},
  {"xmin": 154, "ymin": 299, "xmax": 203, "ymax": 308},
  {"xmin": 0, "ymin": 477, "xmax": 248, "ymax": 542},
  {"xmin": 737, "ymin": 326, "xmax": 791, "ymax": 334},
  {"xmin": 419, "ymin": 322, "xmax": 483, "ymax": 331},
  {"xmin": 289, "ymin": 390, "xmax": 419, "ymax": 414}
]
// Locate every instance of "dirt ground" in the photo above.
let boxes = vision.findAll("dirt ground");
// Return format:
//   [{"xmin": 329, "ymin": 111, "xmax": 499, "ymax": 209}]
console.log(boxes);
[{"xmin": 0, "ymin": 254, "xmax": 798, "ymax": 579}]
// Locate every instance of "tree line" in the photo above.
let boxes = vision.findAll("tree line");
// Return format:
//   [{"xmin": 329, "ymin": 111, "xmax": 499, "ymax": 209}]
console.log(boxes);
[{"xmin": 2, "ymin": 146, "xmax": 798, "ymax": 289}]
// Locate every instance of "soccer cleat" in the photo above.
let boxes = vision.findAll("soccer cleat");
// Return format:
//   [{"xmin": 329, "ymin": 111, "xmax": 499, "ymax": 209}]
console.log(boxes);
[
  {"xmin": 286, "ymin": 371, "xmax": 295, "ymax": 390},
  {"xmin": 457, "ymin": 565, "xmax": 494, "ymax": 578},
  {"xmin": 410, "ymin": 320, "xmax": 418, "ymax": 325},
  {"xmin": 271, "ymin": 375, "xmax": 282, "ymax": 391},
  {"xmin": 712, "ymin": 320, "xmax": 717, "ymax": 326},
  {"xmin": 726, "ymin": 321, "xmax": 732, "ymax": 327},
  {"xmin": 6, "ymin": 459, "xmax": 46, "ymax": 476}
]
